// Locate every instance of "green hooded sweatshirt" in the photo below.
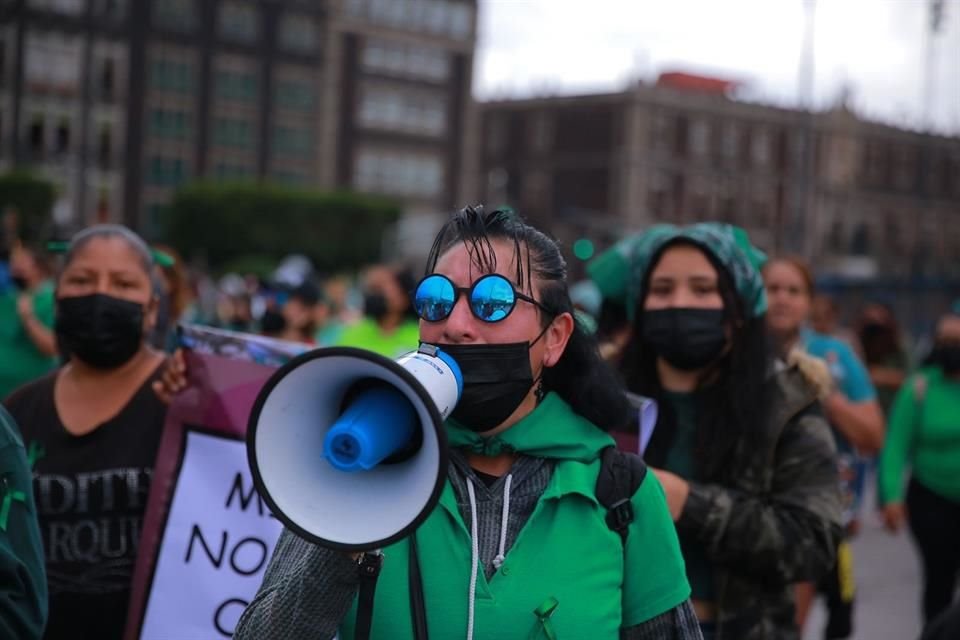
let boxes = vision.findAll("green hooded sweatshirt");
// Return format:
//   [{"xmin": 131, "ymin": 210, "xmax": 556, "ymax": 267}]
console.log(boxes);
[{"xmin": 339, "ymin": 392, "xmax": 690, "ymax": 639}]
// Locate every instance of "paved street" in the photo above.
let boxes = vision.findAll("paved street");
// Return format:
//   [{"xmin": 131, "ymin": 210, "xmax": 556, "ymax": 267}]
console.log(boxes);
[{"xmin": 803, "ymin": 498, "xmax": 924, "ymax": 640}]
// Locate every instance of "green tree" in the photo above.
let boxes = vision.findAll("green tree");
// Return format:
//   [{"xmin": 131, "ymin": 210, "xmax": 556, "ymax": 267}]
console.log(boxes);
[
  {"xmin": 162, "ymin": 183, "xmax": 401, "ymax": 274},
  {"xmin": 0, "ymin": 171, "xmax": 57, "ymax": 243}
]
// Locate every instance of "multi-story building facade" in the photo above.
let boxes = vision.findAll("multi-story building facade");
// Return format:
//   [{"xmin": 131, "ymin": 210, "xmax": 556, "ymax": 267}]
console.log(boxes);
[
  {"xmin": 479, "ymin": 74, "xmax": 960, "ymax": 282},
  {"xmin": 1, "ymin": 0, "xmax": 477, "ymax": 241}
]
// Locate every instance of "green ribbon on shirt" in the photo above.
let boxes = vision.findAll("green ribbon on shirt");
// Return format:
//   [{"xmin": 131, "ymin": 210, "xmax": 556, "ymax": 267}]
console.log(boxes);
[
  {"xmin": 0, "ymin": 478, "xmax": 26, "ymax": 532},
  {"xmin": 528, "ymin": 596, "xmax": 559, "ymax": 640}
]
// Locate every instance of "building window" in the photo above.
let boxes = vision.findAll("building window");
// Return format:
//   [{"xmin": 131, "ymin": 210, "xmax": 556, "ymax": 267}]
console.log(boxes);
[
  {"xmin": 100, "ymin": 58, "xmax": 115, "ymax": 101},
  {"xmin": 278, "ymin": 13, "xmax": 319, "ymax": 54},
  {"xmin": 154, "ymin": 0, "xmax": 196, "ymax": 32},
  {"xmin": 690, "ymin": 120, "xmax": 710, "ymax": 157},
  {"xmin": 28, "ymin": 117, "xmax": 44, "ymax": 159},
  {"xmin": 354, "ymin": 149, "xmax": 444, "ymax": 199},
  {"xmin": 361, "ymin": 39, "xmax": 450, "ymax": 83},
  {"xmin": 150, "ymin": 59, "xmax": 193, "ymax": 93},
  {"xmin": 275, "ymin": 80, "xmax": 315, "ymax": 110},
  {"xmin": 94, "ymin": 0, "xmax": 127, "ymax": 21},
  {"xmin": 215, "ymin": 69, "xmax": 258, "ymax": 102},
  {"xmin": 149, "ymin": 109, "xmax": 190, "ymax": 139},
  {"xmin": 272, "ymin": 125, "xmax": 313, "ymax": 156},
  {"xmin": 213, "ymin": 162, "xmax": 252, "ymax": 181},
  {"xmin": 0, "ymin": 39, "xmax": 6, "ymax": 88},
  {"xmin": 219, "ymin": 1, "xmax": 259, "ymax": 44},
  {"xmin": 213, "ymin": 117, "xmax": 254, "ymax": 148},
  {"xmin": 28, "ymin": 0, "xmax": 84, "ymax": 14},
  {"xmin": 54, "ymin": 120, "xmax": 70, "ymax": 155},
  {"xmin": 98, "ymin": 125, "xmax": 112, "ymax": 169},
  {"xmin": 272, "ymin": 170, "xmax": 308, "ymax": 186},
  {"xmin": 358, "ymin": 84, "xmax": 447, "ymax": 137},
  {"xmin": 350, "ymin": 0, "xmax": 473, "ymax": 37},
  {"xmin": 751, "ymin": 128, "xmax": 771, "ymax": 166},
  {"xmin": 721, "ymin": 123, "xmax": 739, "ymax": 161},
  {"xmin": 148, "ymin": 156, "xmax": 187, "ymax": 187}
]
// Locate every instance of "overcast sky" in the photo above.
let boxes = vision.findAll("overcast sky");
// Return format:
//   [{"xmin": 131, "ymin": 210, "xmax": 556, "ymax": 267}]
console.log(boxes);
[{"xmin": 475, "ymin": 0, "xmax": 960, "ymax": 135}]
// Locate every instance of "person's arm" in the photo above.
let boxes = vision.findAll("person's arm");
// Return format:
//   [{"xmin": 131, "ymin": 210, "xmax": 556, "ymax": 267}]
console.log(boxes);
[
  {"xmin": 877, "ymin": 377, "xmax": 920, "ymax": 531},
  {"xmin": 822, "ymin": 393, "xmax": 885, "ymax": 454},
  {"xmin": 623, "ymin": 600, "xmax": 703, "ymax": 640},
  {"xmin": 233, "ymin": 528, "xmax": 360, "ymax": 640},
  {"xmin": 16, "ymin": 296, "xmax": 56, "ymax": 357},
  {"xmin": 868, "ymin": 365, "xmax": 906, "ymax": 390},
  {"xmin": 673, "ymin": 408, "xmax": 844, "ymax": 585},
  {"xmin": 823, "ymin": 342, "xmax": 885, "ymax": 454}
]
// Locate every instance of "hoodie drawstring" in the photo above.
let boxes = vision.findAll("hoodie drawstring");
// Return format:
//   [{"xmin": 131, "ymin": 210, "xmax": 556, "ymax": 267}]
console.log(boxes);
[{"xmin": 465, "ymin": 473, "xmax": 514, "ymax": 640}]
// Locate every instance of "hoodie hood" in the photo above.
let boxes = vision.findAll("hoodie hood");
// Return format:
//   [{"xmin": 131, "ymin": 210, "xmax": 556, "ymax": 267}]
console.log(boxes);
[{"xmin": 445, "ymin": 391, "xmax": 614, "ymax": 463}]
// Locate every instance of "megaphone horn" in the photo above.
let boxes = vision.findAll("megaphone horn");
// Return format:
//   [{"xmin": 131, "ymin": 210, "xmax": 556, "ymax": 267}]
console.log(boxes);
[{"xmin": 247, "ymin": 344, "xmax": 462, "ymax": 551}]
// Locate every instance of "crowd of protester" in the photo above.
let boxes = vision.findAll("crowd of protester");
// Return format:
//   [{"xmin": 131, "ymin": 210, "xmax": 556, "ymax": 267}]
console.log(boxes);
[{"xmin": 0, "ymin": 211, "xmax": 957, "ymax": 639}]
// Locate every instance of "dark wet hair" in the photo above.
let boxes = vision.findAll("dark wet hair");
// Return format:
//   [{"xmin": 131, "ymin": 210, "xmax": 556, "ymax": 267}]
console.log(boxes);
[
  {"xmin": 424, "ymin": 205, "xmax": 632, "ymax": 431},
  {"xmin": 61, "ymin": 224, "xmax": 154, "ymax": 278},
  {"xmin": 619, "ymin": 238, "xmax": 770, "ymax": 482}
]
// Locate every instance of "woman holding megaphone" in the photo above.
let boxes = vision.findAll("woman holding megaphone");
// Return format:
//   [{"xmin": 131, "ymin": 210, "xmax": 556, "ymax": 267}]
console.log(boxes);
[{"xmin": 234, "ymin": 206, "xmax": 701, "ymax": 639}]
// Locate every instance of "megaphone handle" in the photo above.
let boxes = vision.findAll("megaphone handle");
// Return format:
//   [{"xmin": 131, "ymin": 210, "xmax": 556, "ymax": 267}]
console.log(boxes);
[{"xmin": 355, "ymin": 551, "xmax": 383, "ymax": 640}]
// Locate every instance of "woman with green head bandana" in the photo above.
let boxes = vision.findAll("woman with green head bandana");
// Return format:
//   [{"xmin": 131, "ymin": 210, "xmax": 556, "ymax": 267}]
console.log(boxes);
[
  {"xmin": 602, "ymin": 222, "xmax": 844, "ymax": 640},
  {"xmin": 236, "ymin": 206, "xmax": 700, "ymax": 640}
]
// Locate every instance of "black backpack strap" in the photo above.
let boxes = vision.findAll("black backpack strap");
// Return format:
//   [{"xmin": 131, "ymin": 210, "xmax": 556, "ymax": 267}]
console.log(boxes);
[
  {"xmin": 408, "ymin": 532, "xmax": 429, "ymax": 640},
  {"xmin": 354, "ymin": 551, "xmax": 384, "ymax": 640},
  {"xmin": 595, "ymin": 446, "xmax": 648, "ymax": 544}
]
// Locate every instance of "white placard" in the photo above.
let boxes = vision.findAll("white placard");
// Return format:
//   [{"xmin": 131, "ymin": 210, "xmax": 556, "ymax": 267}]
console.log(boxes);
[{"xmin": 140, "ymin": 431, "xmax": 282, "ymax": 639}]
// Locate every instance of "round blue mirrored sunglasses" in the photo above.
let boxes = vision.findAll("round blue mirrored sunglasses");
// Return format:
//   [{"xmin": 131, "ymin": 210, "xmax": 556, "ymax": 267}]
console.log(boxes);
[{"xmin": 413, "ymin": 273, "xmax": 551, "ymax": 323}]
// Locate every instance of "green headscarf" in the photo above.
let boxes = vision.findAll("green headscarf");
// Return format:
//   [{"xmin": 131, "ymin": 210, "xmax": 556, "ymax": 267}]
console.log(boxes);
[{"xmin": 587, "ymin": 222, "xmax": 768, "ymax": 320}]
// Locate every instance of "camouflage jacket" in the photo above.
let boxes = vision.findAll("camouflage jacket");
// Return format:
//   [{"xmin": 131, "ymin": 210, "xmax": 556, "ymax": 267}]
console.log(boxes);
[{"xmin": 675, "ymin": 365, "xmax": 844, "ymax": 640}]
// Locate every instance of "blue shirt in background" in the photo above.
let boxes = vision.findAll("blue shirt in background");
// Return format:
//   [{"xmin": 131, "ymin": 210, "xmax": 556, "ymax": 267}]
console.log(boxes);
[{"xmin": 800, "ymin": 328, "xmax": 877, "ymax": 524}]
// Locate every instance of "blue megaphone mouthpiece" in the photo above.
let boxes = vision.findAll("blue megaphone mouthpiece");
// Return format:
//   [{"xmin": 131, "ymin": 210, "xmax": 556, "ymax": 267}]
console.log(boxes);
[
  {"xmin": 322, "ymin": 347, "xmax": 462, "ymax": 472},
  {"xmin": 323, "ymin": 385, "xmax": 417, "ymax": 471}
]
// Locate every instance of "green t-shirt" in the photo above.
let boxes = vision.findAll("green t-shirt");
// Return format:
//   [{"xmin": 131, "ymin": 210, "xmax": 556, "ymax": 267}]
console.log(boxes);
[
  {"xmin": 339, "ymin": 393, "xmax": 690, "ymax": 639},
  {"xmin": 335, "ymin": 317, "xmax": 421, "ymax": 359},
  {"xmin": 662, "ymin": 392, "xmax": 715, "ymax": 602},
  {"xmin": 0, "ymin": 406, "xmax": 47, "ymax": 639},
  {"xmin": 879, "ymin": 367, "xmax": 960, "ymax": 503},
  {"xmin": 0, "ymin": 281, "xmax": 58, "ymax": 400}
]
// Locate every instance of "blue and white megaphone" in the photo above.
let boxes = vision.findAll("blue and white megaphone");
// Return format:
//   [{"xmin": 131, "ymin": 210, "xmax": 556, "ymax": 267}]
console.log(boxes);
[{"xmin": 247, "ymin": 344, "xmax": 461, "ymax": 551}]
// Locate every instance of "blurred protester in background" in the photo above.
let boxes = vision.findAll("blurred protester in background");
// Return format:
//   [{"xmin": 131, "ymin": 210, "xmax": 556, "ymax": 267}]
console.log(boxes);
[
  {"xmin": 277, "ymin": 280, "xmax": 322, "ymax": 345},
  {"xmin": 856, "ymin": 302, "xmax": 909, "ymax": 417},
  {"xmin": 215, "ymin": 273, "xmax": 253, "ymax": 332},
  {"xmin": 608, "ymin": 223, "xmax": 842, "ymax": 640},
  {"xmin": 150, "ymin": 244, "xmax": 198, "ymax": 352},
  {"xmin": 336, "ymin": 264, "xmax": 420, "ymax": 358},
  {"xmin": 0, "ymin": 244, "xmax": 58, "ymax": 399},
  {"xmin": 878, "ymin": 305, "xmax": 960, "ymax": 627},
  {"xmin": 3, "ymin": 225, "xmax": 168, "ymax": 640},
  {"xmin": 0, "ymin": 404, "xmax": 47, "ymax": 639},
  {"xmin": 810, "ymin": 294, "xmax": 860, "ymax": 353},
  {"xmin": 764, "ymin": 256, "xmax": 885, "ymax": 640}
]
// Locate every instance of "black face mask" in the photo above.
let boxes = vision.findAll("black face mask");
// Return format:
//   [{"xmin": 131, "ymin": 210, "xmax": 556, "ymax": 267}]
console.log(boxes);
[
  {"xmin": 641, "ymin": 308, "xmax": 727, "ymax": 371},
  {"xmin": 11, "ymin": 275, "xmax": 29, "ymax": 291},
  {"xmin": 438, "ymin": 339, "xmax": 542, "ymax": 433},
  {"xmin": 55, "ymin": 294, "xmax": 145, "ymax": 369},
  {"xmin": 363, "ymin": 291, "xmax": 389, "ymax": 322},
  {"xmin": 934, "ymin": 344, "xmax": 960, "ymax": 375}
]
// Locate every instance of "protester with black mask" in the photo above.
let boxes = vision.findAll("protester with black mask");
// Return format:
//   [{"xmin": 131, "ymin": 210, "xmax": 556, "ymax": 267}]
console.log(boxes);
[
  {"xmin": 879, "ymin": 306, "xmax": 960, "ymax": 627},
  {"xmin": 3, "ymin": 224, "xmax": 168, "ymax": 640},
  {"xmin": 235, "ymin": 206, "xmax": 701, "ymax": 640},
  {"xmin": 608, "ymin": 223, "xmax": 843, "ymax": 640},
  {"xmin": 336, "ymin": 264, "xmax": 420, "ymax": 358},
  {"xmin": 0, "ymin": 244, "xmax": 58, "ymax": 398}
]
